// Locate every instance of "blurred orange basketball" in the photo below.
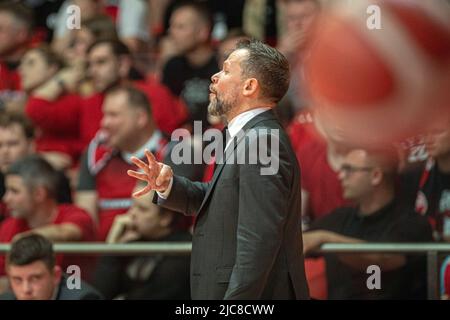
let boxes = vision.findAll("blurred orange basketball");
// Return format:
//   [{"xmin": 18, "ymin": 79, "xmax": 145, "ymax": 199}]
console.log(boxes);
[{"xmin": 303, "ymin": 0, "xmax": 450, "ymax": 146}]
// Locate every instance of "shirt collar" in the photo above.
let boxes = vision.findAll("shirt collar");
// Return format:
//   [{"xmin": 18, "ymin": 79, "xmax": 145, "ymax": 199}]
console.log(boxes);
[
  {"xmin": 122, "ymin": 130, "xmax": 162, "ymax": 164},
  {"xmin": 227, "ymin": 107, "xmax": 271, "ymax": 139}
]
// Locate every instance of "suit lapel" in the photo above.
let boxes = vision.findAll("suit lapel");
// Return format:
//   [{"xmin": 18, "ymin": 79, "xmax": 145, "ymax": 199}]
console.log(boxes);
[{"xmin": 196, "ymin": 110, "xmax": 277, "ymax": 215}]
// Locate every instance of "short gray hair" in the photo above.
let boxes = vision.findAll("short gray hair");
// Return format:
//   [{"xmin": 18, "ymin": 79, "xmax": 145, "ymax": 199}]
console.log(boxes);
[{"xmin": 6, "ymin": 155, "xmax": 59, "ymax": 199}]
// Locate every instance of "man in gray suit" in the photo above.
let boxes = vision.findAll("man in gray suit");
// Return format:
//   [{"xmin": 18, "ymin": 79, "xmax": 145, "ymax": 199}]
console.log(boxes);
[
  {"xmin": 1, "ymin": 234, "xmax": 102, "ymax": 300},
  {"xmin": 128, "ymin": 39, "xmax": 309, "ymax": 300}
]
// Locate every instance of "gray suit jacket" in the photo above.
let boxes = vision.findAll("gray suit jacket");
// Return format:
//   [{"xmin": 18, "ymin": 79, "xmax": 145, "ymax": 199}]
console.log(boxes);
[{"xmin": 156, "ymin": 109, "xmax": 310, "ymax": 300}]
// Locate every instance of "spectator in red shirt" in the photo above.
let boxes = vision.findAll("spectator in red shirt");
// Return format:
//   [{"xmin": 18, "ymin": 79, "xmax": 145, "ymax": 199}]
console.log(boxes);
[
  {"xmin": 0, "ymin": 113, "xmax": 73, "ymax": 220},
  {"xmin": 83, "ymin": 39, "xmax": 188, "ymax": 145},
  {"xmin": 0, "ymin": 112, "xmax": 35, "ymax": 223},
  {"xmin": 21, "ymin": 45, "xmax": 85, "ymax": 168},
  {"xmin": 63, "ymin": 14, "xmax": 119, "ymax": 97},
  {"xmin": 76, "ymin": 86, "xmax": 169, "ymax": 240},
  {"xmin": 76, "ymin": 85, "xmax": 200, "ymax": 240},
  {"xmin": 0, "ymin": 155, "xmax": 95, "ymax": 292},
  {"xmin": 0, "ymin": 2, "xmax": 33, "ymax": 114}
]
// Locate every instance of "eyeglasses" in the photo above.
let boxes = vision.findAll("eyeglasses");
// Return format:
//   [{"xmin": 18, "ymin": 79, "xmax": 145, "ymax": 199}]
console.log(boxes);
[{"xmin": 339, "ymin": 164, "xmax": 373, "ymax": 177}]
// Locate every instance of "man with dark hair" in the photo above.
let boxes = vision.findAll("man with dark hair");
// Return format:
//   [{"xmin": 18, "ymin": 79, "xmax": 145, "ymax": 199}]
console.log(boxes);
[
  {"xmin": 0, "ymin": 113, "xmax": 72, "ymax": 223},
  {"xmin": 0, "ymin": 234, "xmax": 102, "ymax": 300},
  {"xmin": 0, "ymin": 156, "xmax": 96, "ymax": 291},
  {"xmin": 303, "ymin": 148, "xmax": 432, "ymax": 299},
  {"xmin": 85, "ymin": 38, "xmax": 189, "ymax": 140},
  {"xmin": 0, "ymin": 113, "xmax": 35, "ymax": 174},
  {"xmin": 76, "ymin": 86, "xmax": 201, "ymax": 241},
  {"xmin": 162, "ymin": 1, "xmax": 219, "ymax": 130},
  {"xmin": 128, "ymin": 39, "xmax": 309, "ymax": 299}
]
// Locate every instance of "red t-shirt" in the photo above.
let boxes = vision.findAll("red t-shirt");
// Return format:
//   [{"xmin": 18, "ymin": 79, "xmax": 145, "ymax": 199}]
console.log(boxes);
[
  {"xmin": 135, "ymin": 79, "xmax": 189, "ymax": 134},
  {"xmin": 80, "ymin": 80, "xmax": 190, "ymax": 149},
  {"xmin": 0, "ymin": 204, "xmax": 96, "ymax": 276},
  {"xmin": 288, "ymin": 111, "xmax": 349, "ymax": 221},
  {"xmin": 26, "ymin": 95, "xmax": 85, "ymax": 163},
  {"xmin": 80, "ymin": 92, "xmax": 105, "ymax": 148}
]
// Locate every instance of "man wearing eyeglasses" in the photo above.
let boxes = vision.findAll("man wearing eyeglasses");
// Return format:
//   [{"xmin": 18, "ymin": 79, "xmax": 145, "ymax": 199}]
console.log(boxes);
[{"xmin": 303, "ymin": 148, "xmax": 432, "ymax": 299}]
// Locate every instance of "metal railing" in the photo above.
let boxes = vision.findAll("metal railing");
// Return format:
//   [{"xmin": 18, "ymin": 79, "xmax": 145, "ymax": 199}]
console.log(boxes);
[{"xmin": 1, "ymin": 242, "xmax": 448, "ymax": 300}]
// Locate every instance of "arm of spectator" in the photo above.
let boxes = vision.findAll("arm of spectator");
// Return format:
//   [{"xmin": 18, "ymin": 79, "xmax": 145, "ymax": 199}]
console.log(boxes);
[
  {"xmin": 75, "ymin": 191, "xmax": 98, "ymax": 225},
  {"xmin": 76, "ymin": 152, "xmax": 99, "ymax": 224},
  {"xmin": 25, "ymin": 94, "xmax": 81, "ymax": 135},
  {"xmin": 33, "ymin": 67, "xmax": 84, "ymax": 101},
  {"xmin": 13, "ymin": 223, "xmax": 83, "ymax": 242},
  {"xmin": 40, "ymin": 151, "xmax": 73, "ymax": 171},
  {"xmin": 303, "ymin": 230, "xmax": 406, "ymax": 271}
]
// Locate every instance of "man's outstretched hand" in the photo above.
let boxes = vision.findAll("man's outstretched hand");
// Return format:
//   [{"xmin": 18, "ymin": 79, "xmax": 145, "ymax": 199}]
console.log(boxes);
[{"xmin": 127, "ymin": 150, "xmax": 173, "ymax": 197}]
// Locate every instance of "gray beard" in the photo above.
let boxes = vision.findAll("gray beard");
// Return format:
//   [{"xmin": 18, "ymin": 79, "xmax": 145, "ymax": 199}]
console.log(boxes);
[{"xmin": 208, "ymin": 97, "xmax": 233, "ymax": 117}]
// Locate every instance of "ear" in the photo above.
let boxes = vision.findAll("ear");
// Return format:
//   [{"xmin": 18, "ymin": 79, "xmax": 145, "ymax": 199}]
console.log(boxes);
[
  {"xmin": 33, "ymin": 185, "xmax": 48, "ymax": 203},
  {"xmin": 16, "ymin": 28, "xmax": 28, "ymax": 44},
  {"xmin": 48, "ymin": 65, "xmax": 59, "ymax": 77},
  {"xmin": 53, "ymin": 265, "xmax": 62, "ymax": 286},
  {"xmin": 242, "ymin": 78, "xmax": 259, "ymax": 98},
  {"xmin": 135, "ymin": 109, "xmax": 149, "ymax": 128},
  {"xmin": 371, "ymin": 168, "xmax": 383, "ymax": 186},
  {"xmin": 27, "ymin": 139, "xmax": 36, "ymax": 154},
  {"xmin": 118, "ymin": 55, "xmax": 132, "ymax": 78},
  {"xmin": 194, "ymin": 23, "xmax": 210, "ymax": 43}
]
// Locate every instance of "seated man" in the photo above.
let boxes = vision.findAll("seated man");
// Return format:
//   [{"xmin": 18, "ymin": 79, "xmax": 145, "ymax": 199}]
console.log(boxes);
[
  {"xmin": 0, "ymin": 155, "xmax": 96, "ymax": 292},
  {"xmin": 76, "ymin": 85, "xmax": 201, "ymax": 241},
  {"xmin": 303, "ymin": 148, "xmax": 433, "ymax": 299},
  {"xmin": 92, "ymin": 183, "xmax": 191, "ymax": 300},
  {"xmin": 0, "ymin": 112, "xmax": 73, "ymax": 224},
  {"xmin": 0, "ymin": 234, "xmax": 102, "ymax": 300}
]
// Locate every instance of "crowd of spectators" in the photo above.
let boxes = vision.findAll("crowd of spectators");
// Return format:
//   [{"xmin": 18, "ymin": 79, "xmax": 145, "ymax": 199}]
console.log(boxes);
[{"xmin": 0, "ymin": 0, "xmax": 449, "ymax": 300}]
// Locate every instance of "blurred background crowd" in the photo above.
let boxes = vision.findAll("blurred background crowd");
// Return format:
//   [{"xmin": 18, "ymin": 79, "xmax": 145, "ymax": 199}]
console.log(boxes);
[{"xmin": 0, "ymin": 0, "xmax": 449, "ymax": 300}]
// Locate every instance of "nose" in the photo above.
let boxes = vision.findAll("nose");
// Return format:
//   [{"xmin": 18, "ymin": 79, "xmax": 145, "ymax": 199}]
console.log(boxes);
[
  {"xmin": 87, "ymin": 63, "xmax": 95, "ymax": 77},
  {"xmin": 211, "ymin": 72, "xmax": 219, "ymax": 84},
  {"xmin": 100, "ymin": 116, "xmax": 109, "ymax": 129},
  {"xmin": 338, "ymin": 169, "xmax": 346, "ymax": 181},
  {"xmin": 22, "ymin": 281, "xmax": 33, "ymax": 295},
  {"xmin": 3, "ymin": 190, "xmax": 10, "ymax": 204}
]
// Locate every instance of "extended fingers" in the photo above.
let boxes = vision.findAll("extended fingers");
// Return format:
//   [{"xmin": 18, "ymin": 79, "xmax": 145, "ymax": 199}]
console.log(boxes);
[
  {"xmin": 131, "ymin": 156, "xmax": 151, "ymax": 172},
  {"xmin": 127, "ymin": 170, "xmax": 149, "ymax": 181},
  {"xmin": 145, "ymin": 150, "xmax": 158, "ymax": 167},
  {"xmin": 132, "ymin": 184, "xmax": 154, "ymax": 198}
]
